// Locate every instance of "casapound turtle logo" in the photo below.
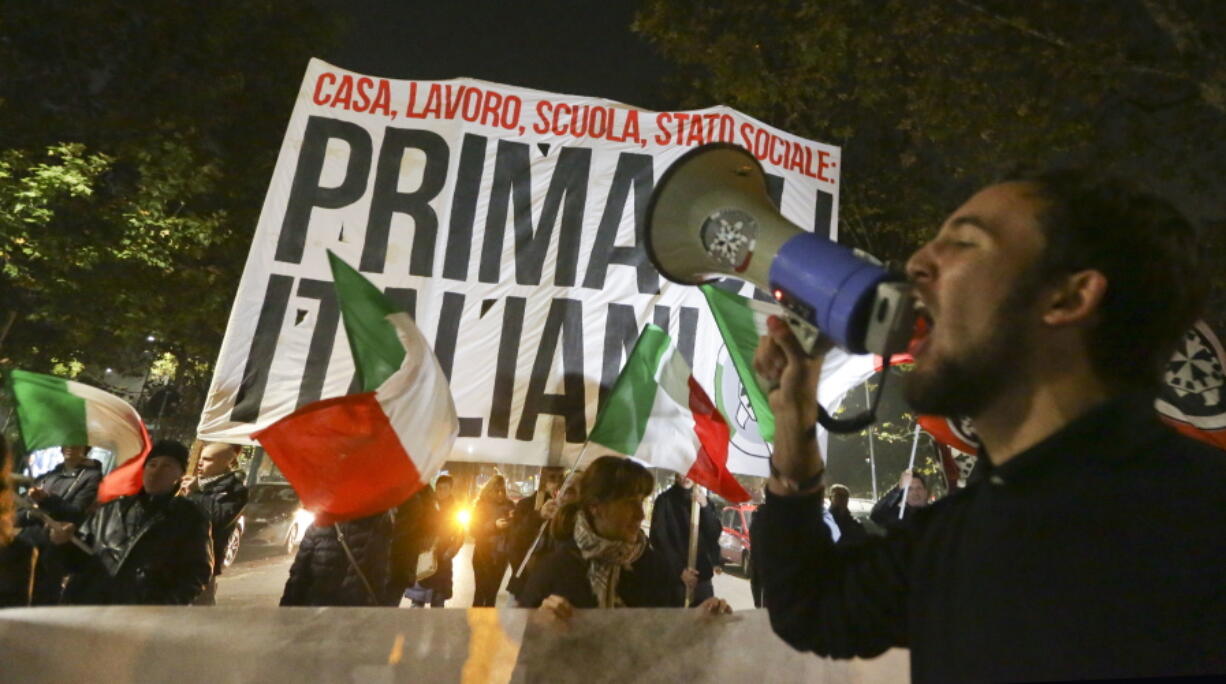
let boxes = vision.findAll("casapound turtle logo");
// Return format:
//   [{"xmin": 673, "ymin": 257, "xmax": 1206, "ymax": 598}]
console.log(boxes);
[{"xmin": 712, "ymin": 345, "xmax": 772, "ymax": 465}]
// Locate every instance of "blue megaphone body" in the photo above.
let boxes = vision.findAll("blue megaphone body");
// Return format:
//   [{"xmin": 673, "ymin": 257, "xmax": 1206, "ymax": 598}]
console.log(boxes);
[{"xmin": 645, "ymin": 143, "xmax": 914, "ymax": 357}]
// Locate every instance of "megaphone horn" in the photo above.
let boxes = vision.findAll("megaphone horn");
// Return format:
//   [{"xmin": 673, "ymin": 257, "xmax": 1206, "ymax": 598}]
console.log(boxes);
[{"xmin": 646, "ymin": 143, "xmax": 914, "ymax": 357}]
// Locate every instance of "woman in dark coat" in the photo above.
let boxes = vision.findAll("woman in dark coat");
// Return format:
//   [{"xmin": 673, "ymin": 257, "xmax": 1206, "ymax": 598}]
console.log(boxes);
[
  {"xmin": 418, "ymin": 475, "xmax": 465, "ymax": 606},
  {"xmin": 470, "ymin": 475, "xmax": 513, "ymax": 607},
  {"xmin": 518, "ymin": 457, "xmax": 730, "ymax": 617},
  {"xmin": 280, "ymin": 511, "xmax": 393, "ymax": 607}
]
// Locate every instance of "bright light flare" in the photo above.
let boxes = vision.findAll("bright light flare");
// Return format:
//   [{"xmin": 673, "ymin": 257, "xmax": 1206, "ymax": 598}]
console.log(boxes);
[
  {"xmin": 455, "ymin": 507, "xmax": 472, "ymax": 529},
  {"xmin": 293, "ymin": 508, "xmax": 316, "ymax": 542}
]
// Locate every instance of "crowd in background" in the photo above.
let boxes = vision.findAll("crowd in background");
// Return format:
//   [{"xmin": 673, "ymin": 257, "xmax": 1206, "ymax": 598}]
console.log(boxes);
[{"xmin": 0, "ymin": 428, "xmax": 937, "ymax": 614}]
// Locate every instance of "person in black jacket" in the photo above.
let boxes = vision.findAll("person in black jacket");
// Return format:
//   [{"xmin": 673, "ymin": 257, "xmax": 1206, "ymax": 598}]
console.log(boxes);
[
  {"xmin": 867, "ymin": 471, "xmax": 928, "ymax": 531},
  {"xmin": 182, "ymin": 442, "xmax": 248, "ymax": 605},
  {"xmin": 413, "ymin": 475, "xmax": 465, "ymax": 607},
  {"xmin": 505, "ymin": 465, "xmax": 564, "ymax": 598},
  {"xmin": 649, "ymin": 474, "xmax": 722, "ymax": 605},
  {"xmin": 519, "ymin": 456, "xmax": 729, "ymax": 620},
  {"xmin": 48, "ymin": 440, "xmax": 213, "ymax": 605},
  {"xmin": 470, "ymin": 475, "xmax": 513, "ymax": 607},
  {"xmin": 826, "ymin": 484, "xmax": 868, "ymax": 545},
  {"xmin": 752, "ymin": 170, "xmax": 1225, "ymax": 682},
  {"xmin": 14, "ymin": 443, "xmax": 102, "ymax": 605},
  {"xmin": 280, "ymin": 510, "xmax": 393, "ymax": 607},
  {"xmin": 385, "ymin": 485, "xmax": 437, "ymax": 605}
]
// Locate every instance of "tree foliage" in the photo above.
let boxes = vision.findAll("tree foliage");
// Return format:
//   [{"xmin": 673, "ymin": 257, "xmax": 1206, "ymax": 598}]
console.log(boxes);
[
  {"xmin": 1, "ymin": 1, "xmax": 342, "ymax": 439},
  {"xmin": 635, "ymin": 0, "xmax": 1226, "ymax": 325}
]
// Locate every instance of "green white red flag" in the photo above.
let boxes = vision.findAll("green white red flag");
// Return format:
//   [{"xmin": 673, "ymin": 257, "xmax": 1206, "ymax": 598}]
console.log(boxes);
[
  {"xmin": 588, "ymin": 324, "xmax": 750, "ymax": 503},
  {"xmin": 6, "ymin": 369, "xmax": 152, "ymax": 502},
  {"xmin": 701, "ymin": 285, "xmax": 778, "ymax": 443},
  {"xmin": 701, "ymin": 284, "xmax": 881, "ymax": 458},
  {"xmin": 253, "ymin": 252, "xmax": 459, "ymax": 525}
]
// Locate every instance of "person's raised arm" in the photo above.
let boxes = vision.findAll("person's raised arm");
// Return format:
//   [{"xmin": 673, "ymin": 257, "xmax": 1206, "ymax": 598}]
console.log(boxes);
[
  {"xmin": 751, "ymin": 317, "xmax": 909, "ymax": 660},
  {"xmin": 753, "ymin": 316, "xmax": 828, "ymax": 496},
  {"xmin": 39, "ymin": 472, "xmax": 100, "ymax": 525}
]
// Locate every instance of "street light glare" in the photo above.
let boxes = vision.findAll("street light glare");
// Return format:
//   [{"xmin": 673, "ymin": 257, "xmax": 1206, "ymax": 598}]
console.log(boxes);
[{"xmin": 146, "ymin": 335, "xmax": 156, "ymax": 342}]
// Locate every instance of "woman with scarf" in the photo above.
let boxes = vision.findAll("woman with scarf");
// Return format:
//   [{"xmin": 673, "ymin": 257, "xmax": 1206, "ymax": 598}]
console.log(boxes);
[{"xmin": 517, "ymin": 456, "xmax": 730, "ymax": 617}]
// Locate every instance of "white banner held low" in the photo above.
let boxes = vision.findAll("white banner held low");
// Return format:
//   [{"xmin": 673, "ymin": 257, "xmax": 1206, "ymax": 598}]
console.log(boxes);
[{"xmin": 198, "ymin": 58, "xmax": 841, "ymax": 475}]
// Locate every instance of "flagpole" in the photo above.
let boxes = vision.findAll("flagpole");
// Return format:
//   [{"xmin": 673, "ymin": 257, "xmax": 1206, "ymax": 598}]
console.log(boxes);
[
  {"xmin": 684, "ymin": 486, "xmax": 701, "ymax": 608},
  {"xmin": 512, "ymin": 440, "xmax": 594, "ymax": 581},
  {"xmin": 865, "ymin": 384, "xmax": 878, "ymax": 501},
  {"xmin": 899, "ymin": 422, "xmax": 922, "ymax": 520}
]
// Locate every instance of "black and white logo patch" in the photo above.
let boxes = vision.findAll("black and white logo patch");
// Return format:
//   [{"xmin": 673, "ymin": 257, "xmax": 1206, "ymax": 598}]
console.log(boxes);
[{"xmin": 1157, "ymin": 322, "xmax": 1226, "ymax": 430}]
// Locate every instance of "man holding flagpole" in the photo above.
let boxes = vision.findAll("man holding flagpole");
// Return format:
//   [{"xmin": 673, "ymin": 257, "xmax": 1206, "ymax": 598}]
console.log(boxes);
[
  {"xmin": 14, "ymin": 443, "xmax": 101, "ymax": 604},
  {"xmin": 255, "ymin": 252, "xmax": 458, "ymax": 606},
  {"xmin": 48, "ymin": 440, "xmax": 213, "ymax": 605},
  {"xmin": 649, "ymin": 474, "xmax": 721, "ymax": 606}
]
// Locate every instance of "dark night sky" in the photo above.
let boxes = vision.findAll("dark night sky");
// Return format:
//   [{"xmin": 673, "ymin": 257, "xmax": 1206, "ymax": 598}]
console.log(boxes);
[
  {"xmin": 312, "ymin": 2, "xmax": 1223, "ymax": 226},
  {"xmin": 317, "ymin": 1, "xmax": 674, "ymax": 111}
]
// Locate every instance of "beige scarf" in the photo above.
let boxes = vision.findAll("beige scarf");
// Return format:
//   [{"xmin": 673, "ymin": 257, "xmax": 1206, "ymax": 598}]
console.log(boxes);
[{"xmin": 573, "ymin": 511, "xmax": 647, "ymax": 608}]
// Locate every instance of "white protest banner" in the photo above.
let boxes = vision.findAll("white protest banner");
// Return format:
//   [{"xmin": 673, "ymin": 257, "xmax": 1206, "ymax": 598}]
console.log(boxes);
[{"xmin": 198, "ymin": 58, "xmax": 840, "ymax": 476}]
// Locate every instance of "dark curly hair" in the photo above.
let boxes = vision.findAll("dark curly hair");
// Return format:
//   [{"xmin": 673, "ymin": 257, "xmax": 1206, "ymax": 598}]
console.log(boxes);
[{"xmin": 1007, "ymin": 168, "xmax": 1206, "ymax": 391}]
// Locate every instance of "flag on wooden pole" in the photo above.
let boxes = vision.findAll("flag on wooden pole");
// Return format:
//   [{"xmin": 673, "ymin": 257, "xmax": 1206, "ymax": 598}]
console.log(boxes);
[
  {"xmin": 253, "ymin": 252, "xmax": 458, "ymax": 524},
  {"xmin": 588, "ymin": 324, "xmax": 749, "ymax": 503}
]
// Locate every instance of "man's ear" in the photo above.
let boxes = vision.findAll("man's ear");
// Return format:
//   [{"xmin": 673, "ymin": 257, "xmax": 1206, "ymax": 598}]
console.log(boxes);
[{"xmin": 1042, "ymin": 269, "xmax": 1108, "ymax": 326}]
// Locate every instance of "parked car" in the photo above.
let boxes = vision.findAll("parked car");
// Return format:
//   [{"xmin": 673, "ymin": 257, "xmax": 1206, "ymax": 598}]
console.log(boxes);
[
  {"xmin": 238, "ymin": 482, "xmax": 314, "ymax": 556},
  {"xmin": 718, "ymin": 503, "xmax": 757, "ymax": 574}
]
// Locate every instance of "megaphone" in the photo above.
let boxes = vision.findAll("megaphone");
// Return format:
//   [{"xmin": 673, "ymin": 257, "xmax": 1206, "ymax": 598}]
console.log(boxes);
[{"xmin": 646, "ymin": 143, "xmax": 914, "ymax": 357}]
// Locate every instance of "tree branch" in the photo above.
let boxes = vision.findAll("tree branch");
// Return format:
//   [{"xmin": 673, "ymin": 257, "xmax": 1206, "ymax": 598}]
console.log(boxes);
[
  {"xmin": 1140, "ymin": 0, "xmax": 1226, "ymax": 114},
  {"xmin": 1140, "ymin": 0, "xmax": 1203, "ymax": 58},
  {"xmin": 950, "ymin": 0, "xmax": 1069, "ymax": 48}
]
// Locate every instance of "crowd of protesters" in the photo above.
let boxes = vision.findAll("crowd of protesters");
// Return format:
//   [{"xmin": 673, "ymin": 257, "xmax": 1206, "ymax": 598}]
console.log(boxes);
[
  {"xmin": 0, "ymin": 417, "xmax": 948, "ymax": 614},
  {"xmin": 1, "ymin": 165, "xmax": 1222, "ymax": 682},
  {"xmin": 0, "ymin": 437, "xmax": 750, "ymax": 612}
]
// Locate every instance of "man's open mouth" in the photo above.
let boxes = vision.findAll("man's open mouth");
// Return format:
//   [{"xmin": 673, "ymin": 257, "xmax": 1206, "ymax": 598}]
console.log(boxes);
[{"xmin": 908, "ymin": 299, "xmax": 933, "ymax": 357}]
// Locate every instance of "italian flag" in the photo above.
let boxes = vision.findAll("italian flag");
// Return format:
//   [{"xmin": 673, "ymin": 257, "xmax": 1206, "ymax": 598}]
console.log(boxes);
[
  {"xmin": 701, "ymin": 285, "xmax": 779, "ymax": 442},
  {"xmin": 7, "ymin": 369, "xmax": 151, "ymax": 502},
  {"xmin": 701, "ymin": 284, "xmax": 882, "ymax": 458},
  {"xmin": 253, "ymin": 252, "xmax": 458, "ymax": 525},
  {"xmin": 588, "ymin": 324, "xmax": 750, "ymax": 503}
]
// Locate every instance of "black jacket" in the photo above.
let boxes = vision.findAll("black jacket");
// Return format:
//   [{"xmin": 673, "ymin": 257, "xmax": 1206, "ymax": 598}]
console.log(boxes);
[
  {"xmin": 420, "ymin": 497, "xmax": 465, "ymax": 599},
  {"xmin": 184, "ymin": 471, "xmax": 248, "ymax": 575},
  {"xmin": 471, "ymin": 498, "xmax": 513, "ymax": 562},
  {"xmin": 829, "ymin": 507, "xmax": 869, "ymax": 546},
  {"xmin": 18, "ymin": 460, "xmax": 102, "ymax": 528},
  {"xmin": 506, "ymin": 491, "xmax": 550, "ymax": 595},
  {"xmin": 649, "ymin": 484, "xmax": 721, "ymax": 599},
  {"xmin": 60, "ymin": 491, "xmax": 214, "ymax": 605},
  {"xmin": 868, "ymin": 485, "xmax": 924, "ymax": 529},
  {"xmin": 758, "ymin": 394, "xmax": 1226, "ymax": 683},
  {"xmin": 386, "ymin": 487, "xmax": 437, "ymax": 603},
  {"xmin": 280, "ymin": 512, "xmax": 392, "ymax": 607},
  {"xmin": 0, "ymin": 535, "xmax": 35, "ymax": 607},
  {"xmin": 517, "ymin": 539, "xmax": 682, "ymax": 609},
  {"xmin": 15, "ymin": 460, "xmax": 106, "ymax": 605}
]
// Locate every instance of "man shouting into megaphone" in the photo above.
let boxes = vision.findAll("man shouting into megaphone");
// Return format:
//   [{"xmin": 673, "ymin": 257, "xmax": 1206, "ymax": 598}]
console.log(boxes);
[{"xmin": 752, "ymin": 169, "xmax": 1224, "ymax": 682}]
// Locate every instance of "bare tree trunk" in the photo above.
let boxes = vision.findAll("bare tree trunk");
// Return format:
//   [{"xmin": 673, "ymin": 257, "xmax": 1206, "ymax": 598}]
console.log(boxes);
[{"xmin": 0, "ymin": 310, "xmax": 16, "ymax": 353}]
